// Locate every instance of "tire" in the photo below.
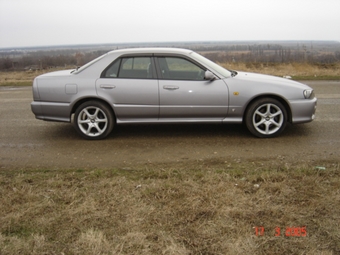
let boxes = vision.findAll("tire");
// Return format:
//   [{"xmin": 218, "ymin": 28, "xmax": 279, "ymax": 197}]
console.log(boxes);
[
  {"xmin": 245, "ymin": 98, "xmax": 287, "ymax": 138},
  {"xmin": 73, "ymin": 101, "xmax": 114, "ymax": 140}
]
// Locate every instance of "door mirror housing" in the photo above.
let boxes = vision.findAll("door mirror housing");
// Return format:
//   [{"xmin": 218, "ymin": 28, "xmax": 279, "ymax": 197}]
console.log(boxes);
[{"xmin": 204, "ymin": 71, "xmax": 216, "ymax": 81}]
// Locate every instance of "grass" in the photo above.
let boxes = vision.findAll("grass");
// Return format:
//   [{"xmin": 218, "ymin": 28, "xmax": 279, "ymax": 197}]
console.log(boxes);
[
  {"xmin": 220, "ymin": 62, "xmax": 340, "ymax": 80},
  {"xmin": 0, "ymin": 70, "xmax": 43, "ymax": 86},
  {"xmin": 1, "ymin": 159, "xmax": 339, "ymax": 254},
  {"xmin": 0, "ymin": 67, "xmax": 73, "ymax": 86},
  {"xmin": 1, "ymin": 62, "xmax": 339, "ymax": 86}
]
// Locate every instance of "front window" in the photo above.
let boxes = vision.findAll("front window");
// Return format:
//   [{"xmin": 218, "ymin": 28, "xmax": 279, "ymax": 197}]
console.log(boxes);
[
  {"xmin": 190, "ymin": 52, "xmax": 231, "ymax": 78},
  {"xmin": 157, "ymin": 57, "xmax": 206, "ymax": 80}
]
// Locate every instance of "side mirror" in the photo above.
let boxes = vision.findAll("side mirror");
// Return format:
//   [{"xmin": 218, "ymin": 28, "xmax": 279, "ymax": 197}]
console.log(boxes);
[{"xmin": 204, "ymin": 71, "xmax": 216, "ymax": 81}]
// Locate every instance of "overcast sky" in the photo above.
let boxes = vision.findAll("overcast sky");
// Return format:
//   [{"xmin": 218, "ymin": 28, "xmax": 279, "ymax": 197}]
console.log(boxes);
[{"xmin": 1, "ymin": 0, "xmax": 340, "ymax": 48}]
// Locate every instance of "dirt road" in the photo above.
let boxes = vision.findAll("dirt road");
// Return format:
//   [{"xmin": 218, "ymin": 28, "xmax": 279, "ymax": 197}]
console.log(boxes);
[{"xmin": 1, "ymin": 81, "xmax": 339, "ymax": 170}]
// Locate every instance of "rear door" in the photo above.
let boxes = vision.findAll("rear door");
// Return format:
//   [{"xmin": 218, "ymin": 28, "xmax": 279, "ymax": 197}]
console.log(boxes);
[
  {"xmin": 96, "ymin": 56, "xmax": 159, "ymax": 122},
  {"xmin": 156, "ymin": 56, "xmax": 229, "ymax": 121}
]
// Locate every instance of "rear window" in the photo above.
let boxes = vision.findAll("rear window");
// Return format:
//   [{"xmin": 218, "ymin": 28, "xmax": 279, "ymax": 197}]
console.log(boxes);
[{"xmin": 102, "ymin": 57, "xmax": 154, "ymax": 79}]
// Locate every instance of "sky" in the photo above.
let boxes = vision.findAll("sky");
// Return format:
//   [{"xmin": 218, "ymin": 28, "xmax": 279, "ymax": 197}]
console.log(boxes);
[{"xmin": 1, "ymin": 0, "xmax": 340, "ymax": 48}]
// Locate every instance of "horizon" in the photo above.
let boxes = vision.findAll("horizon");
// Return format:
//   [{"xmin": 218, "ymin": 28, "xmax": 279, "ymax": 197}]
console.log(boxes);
[{"xmin": 1, "ymin": 39, "xmax": 340, "ymax": 51}]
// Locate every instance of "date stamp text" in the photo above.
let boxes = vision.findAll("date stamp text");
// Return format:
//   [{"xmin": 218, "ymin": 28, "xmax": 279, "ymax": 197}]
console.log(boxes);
[{"xmin": 255, "ymin": 226, "xmax": 307, "ymax": 237}]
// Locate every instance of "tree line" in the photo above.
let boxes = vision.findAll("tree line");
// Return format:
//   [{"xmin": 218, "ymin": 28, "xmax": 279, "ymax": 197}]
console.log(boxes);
[
  {"xmin": 1, "ymin": 44, "xmax": 340, "ymax": 71},
  {"xmin": 0, "ymin": 50, "xmax": 107, "ymax": 71},
  {"xmin": 195, "ymin": 44, "xmax": 340, "ymax": 64}
]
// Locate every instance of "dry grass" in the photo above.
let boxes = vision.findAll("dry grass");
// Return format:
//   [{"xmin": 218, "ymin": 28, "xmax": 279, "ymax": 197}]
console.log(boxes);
[
  {"xmin": 1, "ymin": 159, "xmax": 339, "ymax": 254},
  {"xmin": 220, "ymin": 62, "xmax": 340, "ymax": 80},
  {"xmin": 0, "ymin": 70, "xmax": 45, "ymax": 86},
  {"xmin": 0, "ymin": 67, "xmax": 73, "ymax": 86},
  {"xmin": 1, "ymin": 62, "xmax": 339, "ymax": 86}
]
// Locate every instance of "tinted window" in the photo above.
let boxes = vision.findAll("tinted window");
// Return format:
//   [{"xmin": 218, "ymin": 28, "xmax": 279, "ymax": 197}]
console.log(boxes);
[
  {"xmin": 102, "ymin": 57, "xmax": 154, "ymax": 79},
  {"xmin": 103, "ymin": 59, "xmax": 121, "ymax": 78},
  {"xmin": 158, "ymin": 57, "xmax": 205, "ymax": 80},
  {"xmin": 190, "ymin": 52, "xmax": 231, "ymax": 78}
]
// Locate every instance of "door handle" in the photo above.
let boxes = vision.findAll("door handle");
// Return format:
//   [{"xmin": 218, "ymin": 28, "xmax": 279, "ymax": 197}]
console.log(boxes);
[
  {"xmin": 163, "ymin": 85, "xmax": 179, "ymax": 90},
  {"xmin": 100, "ymin": 84, "xmax": 116, "ymax": 89}
]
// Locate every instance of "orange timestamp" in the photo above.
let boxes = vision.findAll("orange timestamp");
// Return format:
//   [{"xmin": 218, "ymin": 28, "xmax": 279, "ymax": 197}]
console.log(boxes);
[{"xmin": 255, "ymin": 226, "xmax": 307, "ymax": 237}]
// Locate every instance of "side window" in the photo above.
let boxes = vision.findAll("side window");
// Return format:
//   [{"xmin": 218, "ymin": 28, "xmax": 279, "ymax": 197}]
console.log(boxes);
[
  {"xmin": 158, "ymin": 57, "xmax": 205, "ymax": 80},
  {"xmin": 102, "ymin": 57, "xmax": 154, "ymax": 79},
  {"xmin": 103, "ymin": 59, "xmax": 121, "ymax": 78}
]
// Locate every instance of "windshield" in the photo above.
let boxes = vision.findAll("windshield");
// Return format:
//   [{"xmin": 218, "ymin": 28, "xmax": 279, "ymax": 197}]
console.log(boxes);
[{"xmin": 190, "ymin": 52, "xmax": 231, "ymax": 78}]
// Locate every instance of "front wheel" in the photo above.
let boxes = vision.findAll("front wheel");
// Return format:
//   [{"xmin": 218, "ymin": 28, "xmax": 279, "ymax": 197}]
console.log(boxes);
[
  {"xmin": 74, "ymin": 101, "xmax": 114, "ymax": 140},
  {"xmin": 245, "ymin": 98, "xmax": 287, "ymax": 138}
]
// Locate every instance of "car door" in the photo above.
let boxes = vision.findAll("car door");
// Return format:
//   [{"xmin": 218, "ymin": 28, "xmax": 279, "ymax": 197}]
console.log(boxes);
[
  {"xmin": 156, "ymin": 56, "xmax": 229, "ymax": 120},
  {"xmin": 96, "ymin": 56, "xmax": 159, "ymax": 122}
]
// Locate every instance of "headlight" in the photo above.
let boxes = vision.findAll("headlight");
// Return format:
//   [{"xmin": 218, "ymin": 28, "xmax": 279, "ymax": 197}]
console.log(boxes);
[{"xmin": 303, "ymin": 89, "xmax": 315, "ymax": 99}]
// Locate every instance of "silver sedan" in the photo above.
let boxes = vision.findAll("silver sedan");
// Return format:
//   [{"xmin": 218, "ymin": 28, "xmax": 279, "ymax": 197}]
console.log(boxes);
[{"xmin": 31, "ymin": 48, "xmax": 317, "ymax": 139}]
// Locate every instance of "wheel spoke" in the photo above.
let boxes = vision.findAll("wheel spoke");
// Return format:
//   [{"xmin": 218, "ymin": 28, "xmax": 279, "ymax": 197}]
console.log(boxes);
[
  {"xmin": 96, "ymin": 115, "xmax": 108, "ymax": 122},
  {"xmin": 271, "ymin": 119, "xmax": 281, "ymax": 127},
  {"xmin": 93, "ymin": 108, "xmax": 100, "ymax": 118},
  {"xmin": 255, "ymin": 118, "xmax": 266, "ymax": 127},
  {"xmin": 264, "ymin": 122, "xmax": 271, "ymax": 134},
  {"xmin": 84, "ymin": 123, "xmax": 94, "ymax": 135},
  {"xmin": 271, "ymin": 110, "xmax": 282, "ymax": 117},
  {"xmin": 97, "ymin": 118, "xmax": 108, "ymax": 124},
  {"xmin": 255, "ymin": 110, "xmax": 266, "ymax": 118},
  {"xmin": 79, "ymin": 119, "xmax": 91, "ymax": 124},
  {"xmin": 83, "ymin": 109, "xmax": 92, "ymax": 118},
  {"xmin": 94, "ymin": 123, "xmax": 104, "ymax": 134}
]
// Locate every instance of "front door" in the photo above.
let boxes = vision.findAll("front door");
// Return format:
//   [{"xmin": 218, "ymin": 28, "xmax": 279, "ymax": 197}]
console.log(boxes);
[{"xmin": 156, "ymin": 56, "xmax": 229, "ymax": 121}]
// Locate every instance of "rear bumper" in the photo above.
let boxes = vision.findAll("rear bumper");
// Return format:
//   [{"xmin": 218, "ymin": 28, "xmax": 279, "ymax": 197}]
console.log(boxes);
[{"xmin": 31, "ymin": 101, "xmax": 71, "ymax": 122}]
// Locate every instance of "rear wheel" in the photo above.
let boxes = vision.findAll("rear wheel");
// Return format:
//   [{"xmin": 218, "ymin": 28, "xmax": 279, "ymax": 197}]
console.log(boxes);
[
  {"xmin": 245, "ymin": 98, "xmax": 287, "ymax": 138},
  {"xmin": 74, "ymin": 101, "xmax": 114, "ymax": 140}
]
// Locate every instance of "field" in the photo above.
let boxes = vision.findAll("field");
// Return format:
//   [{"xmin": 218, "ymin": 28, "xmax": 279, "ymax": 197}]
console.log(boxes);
[
  {"xmin": 1, "ymin": 62, "xmax": 340, "ymax": 87},
  {"xmin": 1, "ymin": 160, "xmax": 339, "ymax": 254}
]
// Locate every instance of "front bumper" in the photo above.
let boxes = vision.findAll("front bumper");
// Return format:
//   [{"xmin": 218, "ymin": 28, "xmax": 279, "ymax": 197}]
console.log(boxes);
[{"xmin": 290, "ymin": 97, "xmax": 317, "ymax": 124}]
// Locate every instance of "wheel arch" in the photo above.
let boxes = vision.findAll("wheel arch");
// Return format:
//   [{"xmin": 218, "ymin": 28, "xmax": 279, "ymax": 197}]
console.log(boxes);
[
  {"xmin": 243, "ymin": 95, "xmax": 292, "ymax": 123},
  {"xmin": 71, "ymin": 97, "xmax": 116, "ymax": 122}
]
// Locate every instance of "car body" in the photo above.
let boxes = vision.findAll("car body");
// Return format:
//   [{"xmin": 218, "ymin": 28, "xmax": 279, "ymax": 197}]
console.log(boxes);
[{"xmin": 31, "ymin": 48, "xmax": 317, "ymax": 139}]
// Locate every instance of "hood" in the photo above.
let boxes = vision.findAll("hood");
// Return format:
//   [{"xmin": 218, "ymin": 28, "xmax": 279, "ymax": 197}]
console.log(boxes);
[{"xmin": 233, "ymin": 71, "xmax": 312, "ymax": 90}]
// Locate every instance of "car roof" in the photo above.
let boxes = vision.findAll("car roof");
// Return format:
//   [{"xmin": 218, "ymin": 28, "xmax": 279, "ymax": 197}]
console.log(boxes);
[{"xmin": 107, "ymin": 47, "xmax": 193, "ymax": 55}]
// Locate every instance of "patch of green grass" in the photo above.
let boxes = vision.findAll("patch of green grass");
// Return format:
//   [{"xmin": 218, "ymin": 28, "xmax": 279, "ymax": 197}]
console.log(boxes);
[{"xmin": 3, "ymin": 223, "xmax": 35, "ymax": 238}]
